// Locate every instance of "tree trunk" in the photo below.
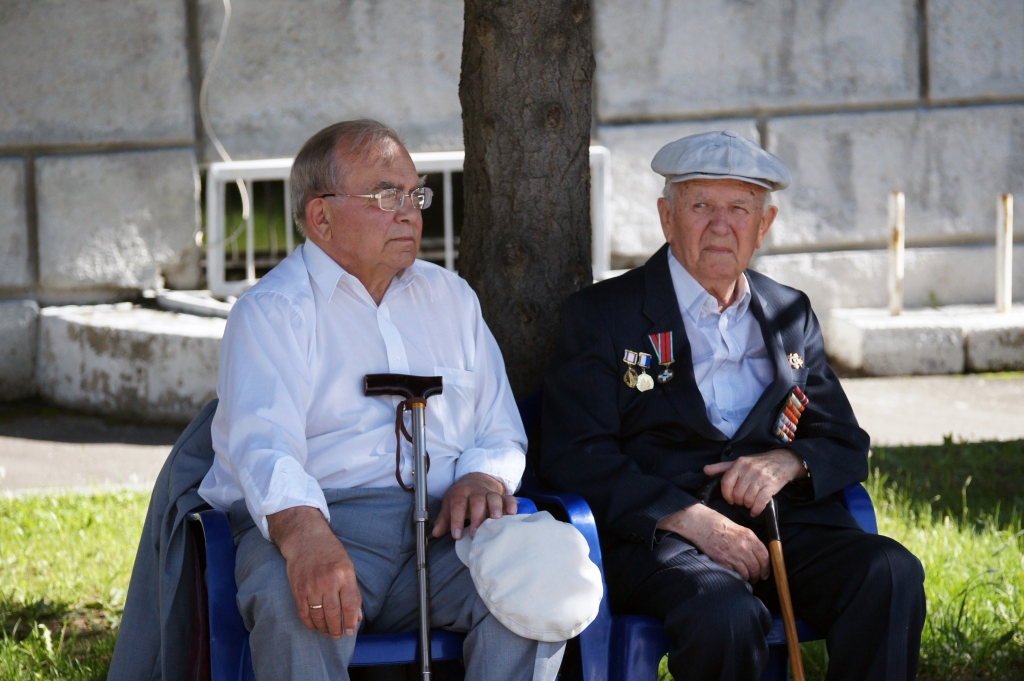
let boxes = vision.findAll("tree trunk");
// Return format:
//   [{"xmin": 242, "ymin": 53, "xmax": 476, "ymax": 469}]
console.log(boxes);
[{"xmin": 459, "ymin": 0, "xmax": 595, "ymax": 398}]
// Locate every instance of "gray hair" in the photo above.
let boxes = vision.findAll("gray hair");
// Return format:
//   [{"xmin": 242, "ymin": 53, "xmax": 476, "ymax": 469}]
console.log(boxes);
[
  {"xmin": 662, "ymin": 179, "xmax": 773, "ymax": 211},
  {"xmin": 290, "ymin": 119, "xmax": 405, "ymax": 234}
]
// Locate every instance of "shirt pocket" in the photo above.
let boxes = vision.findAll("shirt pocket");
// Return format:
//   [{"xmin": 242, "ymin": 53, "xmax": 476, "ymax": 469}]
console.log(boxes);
[{"xmin": 429, "ymin": 366, "xmax": 477, "ymax": 452}]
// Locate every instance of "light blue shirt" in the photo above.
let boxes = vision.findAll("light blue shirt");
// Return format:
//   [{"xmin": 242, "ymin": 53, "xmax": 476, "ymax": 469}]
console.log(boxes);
[{"xmin": 667, "ymin": 249, "xmax": 775, "ymax": 438}]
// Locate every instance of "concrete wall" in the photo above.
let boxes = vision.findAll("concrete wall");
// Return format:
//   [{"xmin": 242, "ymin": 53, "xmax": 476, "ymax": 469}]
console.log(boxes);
[{"xmin": 2, "ymin": 0, "xmax": 1023, "ymax": 406}]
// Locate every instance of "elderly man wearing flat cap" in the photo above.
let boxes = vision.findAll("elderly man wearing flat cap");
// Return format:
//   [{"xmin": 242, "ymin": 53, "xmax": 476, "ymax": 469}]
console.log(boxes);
[{"xmin": 540, "ymin": 131, "xmax": 925, "ymax": 680}]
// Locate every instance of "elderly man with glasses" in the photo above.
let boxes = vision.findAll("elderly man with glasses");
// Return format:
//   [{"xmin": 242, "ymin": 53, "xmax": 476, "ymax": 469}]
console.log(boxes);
[{"xmin": 197, "ymin": 119, "xmax": 564, "ymax": 680}]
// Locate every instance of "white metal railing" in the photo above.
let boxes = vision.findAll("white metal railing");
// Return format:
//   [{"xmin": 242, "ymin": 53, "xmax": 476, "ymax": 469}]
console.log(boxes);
[{"xmin": 205, "ymin": 147, "xmax": 612, "ymax": 298}]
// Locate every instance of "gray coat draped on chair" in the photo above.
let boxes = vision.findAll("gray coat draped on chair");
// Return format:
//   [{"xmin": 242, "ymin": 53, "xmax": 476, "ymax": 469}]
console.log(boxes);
[{"xmin": 107, "ymin": 399, "xmax": 218, "ymax": 681}]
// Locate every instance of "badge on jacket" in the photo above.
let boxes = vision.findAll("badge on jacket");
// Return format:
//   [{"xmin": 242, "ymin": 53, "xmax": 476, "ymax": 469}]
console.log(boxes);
[
  {"xmin": 773, "ymin": 386, "xmax": 809, "ymax": 443},
  {"xmin": 648, "ymin": 331, "xmax": 675, "ymax": 384},
  {"xmin": 622, "ymin": 350, "xmax": 654, "ymax": 391}
]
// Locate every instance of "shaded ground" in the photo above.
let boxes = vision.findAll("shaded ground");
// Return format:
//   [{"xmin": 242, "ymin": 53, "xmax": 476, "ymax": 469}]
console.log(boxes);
[{"xmin": 0, "ymin": 401, "xmax": 180, "ymax": 494}]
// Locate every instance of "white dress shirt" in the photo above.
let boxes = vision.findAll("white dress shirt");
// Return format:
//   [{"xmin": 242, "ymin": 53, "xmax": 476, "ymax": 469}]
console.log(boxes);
[
  {"xmin": 198, "ymin": 241, "xmax": 527, "ymax": 539},
  {"xmin": 667, "ymin": 249, "xmax": 775, "ymax": 438}
]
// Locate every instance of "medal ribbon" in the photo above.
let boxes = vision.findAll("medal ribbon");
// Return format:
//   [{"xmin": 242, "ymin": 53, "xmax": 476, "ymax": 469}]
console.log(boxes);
[{"xmin": 648, "ymin": 331, "xmax": 674, "ymax": 365}]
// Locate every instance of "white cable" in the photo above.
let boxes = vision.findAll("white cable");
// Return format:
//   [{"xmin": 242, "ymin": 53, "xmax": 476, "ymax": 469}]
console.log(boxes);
[{"xmin": 199, "ymin": 0, "xmax": 250, "ymax": 221}]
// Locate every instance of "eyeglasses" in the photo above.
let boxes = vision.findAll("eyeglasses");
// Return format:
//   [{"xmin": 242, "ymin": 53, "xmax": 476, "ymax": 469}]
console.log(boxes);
[{"xmin": 318, "ymin": 187, "xmax": 433, "ymax": 211}]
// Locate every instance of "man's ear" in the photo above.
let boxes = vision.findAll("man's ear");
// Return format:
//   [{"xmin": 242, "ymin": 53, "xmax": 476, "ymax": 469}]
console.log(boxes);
[
  {"xmin": 754, "ymin": 204, "xmax": 778, "ymax": 249},
  {"xmin": 657, "ymin": 197, "xmax": 673, "ymax": 243},
  {"xmin": 305, "ymin": 199, "xmax": 332, "ymax": 241}
]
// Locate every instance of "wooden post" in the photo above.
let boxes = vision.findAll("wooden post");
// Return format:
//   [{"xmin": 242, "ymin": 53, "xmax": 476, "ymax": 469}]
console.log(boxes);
[
  {"xmin": 888, "ymin": 191, "xmax": 905, "ymax": 316},
  {"xmin": 996, "ymin": 194, "xmax": 1014, "ymax": 313}
]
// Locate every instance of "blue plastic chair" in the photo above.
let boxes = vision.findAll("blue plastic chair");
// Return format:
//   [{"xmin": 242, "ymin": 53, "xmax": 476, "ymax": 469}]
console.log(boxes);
[
  {"xmin": 188, "ymin": 498, "xmax": 539, "ymax": 680},
  {"xmin": 516, "ymin": 391, "xmax": 879, "ymax": 681}
]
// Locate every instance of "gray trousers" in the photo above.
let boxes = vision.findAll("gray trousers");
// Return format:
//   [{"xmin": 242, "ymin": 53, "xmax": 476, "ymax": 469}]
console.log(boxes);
[{"xmin": 230, "ymin": 488, "xmax": 565, "ymax": 681}]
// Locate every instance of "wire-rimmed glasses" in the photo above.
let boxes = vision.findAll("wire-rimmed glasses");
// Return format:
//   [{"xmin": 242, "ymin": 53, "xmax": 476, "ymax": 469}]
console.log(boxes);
[{"xmin": 319, "ymin": 187, "xmax": 433, "ymax": 211}]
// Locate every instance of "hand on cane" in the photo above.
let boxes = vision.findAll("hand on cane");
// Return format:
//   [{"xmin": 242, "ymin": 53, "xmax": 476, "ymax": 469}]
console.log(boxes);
[{"xmin": 703, "ymin": 448, "xmax": 807, "ymax": 517}]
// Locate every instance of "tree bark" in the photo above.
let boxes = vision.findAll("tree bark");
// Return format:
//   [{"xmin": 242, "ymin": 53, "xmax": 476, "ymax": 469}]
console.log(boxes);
[{"xmin": 459, "ymin": 0, "xmax": 595, "ymax": 398}]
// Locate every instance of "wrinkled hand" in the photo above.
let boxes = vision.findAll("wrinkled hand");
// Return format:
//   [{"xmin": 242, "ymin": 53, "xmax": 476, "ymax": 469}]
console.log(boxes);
[
  {"xmin": 432, "ymin": 472, "xmax": 517, "ymax": 540},
  {"xmin": 704, "ymin": 449, "xmax": 806, "ymax": 517},
  {"xmin": 658, "ymin": 504, "xmax": 771, "ymax": 582},
  {"xmin": 267, "ymin": 506, "xmax": 362, "ymax": 640}
]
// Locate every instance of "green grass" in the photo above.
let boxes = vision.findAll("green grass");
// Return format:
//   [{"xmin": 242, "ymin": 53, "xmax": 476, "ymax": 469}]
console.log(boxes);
[{"xmin": 0, "ymin": 491, "xmax": 148, "ymax": 680}]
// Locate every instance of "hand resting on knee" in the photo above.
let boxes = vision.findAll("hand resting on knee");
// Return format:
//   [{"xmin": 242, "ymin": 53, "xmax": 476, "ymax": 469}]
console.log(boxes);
[
  {"xmin": 268, "ymin": 506, "xmax": 363, "ymax": 640},
  {"xmin": 432, "ymin": 472, "xmax": 518, "ymax": 540}
]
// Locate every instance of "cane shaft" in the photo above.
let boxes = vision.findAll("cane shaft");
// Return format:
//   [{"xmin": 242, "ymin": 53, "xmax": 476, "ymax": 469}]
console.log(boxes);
[
  {"xmin": 769, "ymin": 540, "xmax": 805, "ymax": 681},
  {"xmin": 411, "ymin": 403, "xmax": 432, "ymax": 680}
]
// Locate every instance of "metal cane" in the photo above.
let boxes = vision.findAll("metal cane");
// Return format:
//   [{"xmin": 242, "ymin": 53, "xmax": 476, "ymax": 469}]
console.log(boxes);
[
  {"xmin": 365, "ymin": 373, "xmax": 444, "ymax": 681},
  {"xmin": 763, "ymin": 498, "xmax": 806, "ymax": 681}
]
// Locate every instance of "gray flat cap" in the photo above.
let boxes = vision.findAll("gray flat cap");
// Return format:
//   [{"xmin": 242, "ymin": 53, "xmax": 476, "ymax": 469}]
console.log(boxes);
[{"xmin": 651, "ymin": 130, "xmax": 791, "ymax": 191}]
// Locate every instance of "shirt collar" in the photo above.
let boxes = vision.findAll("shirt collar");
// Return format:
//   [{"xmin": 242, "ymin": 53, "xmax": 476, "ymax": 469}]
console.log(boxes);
[
  {"xmin": 301, "ymin": 240, "xmax": 432, "ymax": 304},
  {"xmin": 666, "ymin": 248, "xmax": 751, "ymax": 321}
]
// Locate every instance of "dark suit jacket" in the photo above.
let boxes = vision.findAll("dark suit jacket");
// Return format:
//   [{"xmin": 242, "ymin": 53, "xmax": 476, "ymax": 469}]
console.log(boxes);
[{"xmin": 539, "ymin": 244, "xmax": 869, "ymax": 554}]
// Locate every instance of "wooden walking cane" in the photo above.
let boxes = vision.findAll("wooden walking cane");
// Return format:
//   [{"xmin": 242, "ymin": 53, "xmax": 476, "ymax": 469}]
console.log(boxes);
[
  {"xmin": 365, "ymin": 373, "xmax": 444, "ymax": 681},
  {"xmin": 763, "ymin": 498, "xmax": 805, "ymax": 681}
]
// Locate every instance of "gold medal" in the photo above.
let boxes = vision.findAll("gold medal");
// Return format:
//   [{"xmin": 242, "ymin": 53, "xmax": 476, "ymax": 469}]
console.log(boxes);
[
  {"xmin": 622, "ymin": 350, "xmax": 639, "ymax": 388},
  {"xmin": 636, "ymin": 352, "xmax": 654, "ymax": 392}
]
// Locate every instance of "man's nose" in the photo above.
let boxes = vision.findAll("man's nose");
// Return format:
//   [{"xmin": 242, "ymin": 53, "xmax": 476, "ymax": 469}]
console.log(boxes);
[{"xmin": 706, "ymin": 207, "xmax": 731, "ymax": 234}]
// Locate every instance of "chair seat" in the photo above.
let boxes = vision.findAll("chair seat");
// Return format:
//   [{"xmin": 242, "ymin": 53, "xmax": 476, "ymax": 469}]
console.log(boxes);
[{"xmin": 352, "ymin": 629, "xmax": 466, "ymax": 666}]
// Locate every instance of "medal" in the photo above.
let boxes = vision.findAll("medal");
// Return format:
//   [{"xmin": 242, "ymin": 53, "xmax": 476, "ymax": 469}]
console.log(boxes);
[
  {"xmin": 648, "ymin": 331, "xmax": 676, "ymax": 384},
  {"xmin": 773, "ymin": 386, "xmax": 809, "ymax": 443},
  {"xmin": 636, "ymin": 352, "xmax": 655, "ymax": 392},
  {"xmin": 622, "ymin": 350, "xmax": 639, "ymax": 389}
]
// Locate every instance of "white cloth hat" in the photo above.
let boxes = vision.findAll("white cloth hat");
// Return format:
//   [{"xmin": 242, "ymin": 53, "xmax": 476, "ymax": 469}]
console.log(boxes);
[
  {"xmin": 455, "ymin": 511, "xmax": 604, "ymax": 642},
  {"xmin": 651, "ymin": 130, "xmax": 791, "ymax": 191}
]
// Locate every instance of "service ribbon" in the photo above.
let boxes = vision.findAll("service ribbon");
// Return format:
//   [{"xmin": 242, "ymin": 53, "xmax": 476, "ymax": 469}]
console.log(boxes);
[{"xmin": 648, "ymin": 331, "xmax": 674, "ymax": 365}]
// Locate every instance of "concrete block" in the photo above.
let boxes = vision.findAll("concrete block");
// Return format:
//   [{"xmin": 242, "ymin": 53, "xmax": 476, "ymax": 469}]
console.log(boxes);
[
  {"xmin": 36, "ymin": 304, "xmax": 225, "ymax": 423},
  {"xmin": 596, "ymin": 120, "xmax": 760, "ymax": 265},
  {"xmin": 0, "ymin": 299, "xmax": 39, "ymax": 401},
  {"xmin": 593, "ymin": 0, "xmax": 918, "ymax": 121},
  {"xmin": 960, "ymin": 306, "xmax": 1024, "ymax": 371},
  {"xmin": 36, "ymin": 150, "xmax": 200, "ymax": 293},
  {"xmin": 828, "ymin": 308, "xmax": 965, "ymax": 375},
  {"xmin": 196, "ymin": 0, "xmax": 463, "ymax": 159},
  {"xmin": 929, "ymin": 0, "xmax": 1024, "ymax": 100},
  {"xmin": 0, "ymin": 159, "xmax": 30, "ymax": 287},
  {"xmin": 0, "ymin": 0, "xmax": 193, "ymax": 147},
  {"xmin": 753, "ymin": 243, "xmax": 1024, "ymax": 323},
  {"xmin": 766, "ymin": 106, "xmax": 1024, "ymax": 249}
]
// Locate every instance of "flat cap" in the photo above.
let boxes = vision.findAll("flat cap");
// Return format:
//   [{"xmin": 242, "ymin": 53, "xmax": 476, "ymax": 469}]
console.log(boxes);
[{"xmin": 651, "ymin": 130, "xmax": 791, "ymax": 191}]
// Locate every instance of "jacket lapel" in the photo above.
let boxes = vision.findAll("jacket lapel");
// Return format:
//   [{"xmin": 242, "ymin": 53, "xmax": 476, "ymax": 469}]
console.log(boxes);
[
  {"xmin": 729, "ymin": 274, "xmax": 792, "ymax": 444},
  {"xmin": 642, "ymin": 245, "xmax": 727, "ymax": 442}
]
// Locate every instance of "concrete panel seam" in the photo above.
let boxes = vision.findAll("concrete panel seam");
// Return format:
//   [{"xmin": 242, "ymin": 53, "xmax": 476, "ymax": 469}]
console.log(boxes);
[
  {"xmin": 596, "ymin": 94, "xmax": 1024, "ymax": 127},
  {"xmin": 24, "ymin": 156, "xmax": 39, "ymax": 286}
]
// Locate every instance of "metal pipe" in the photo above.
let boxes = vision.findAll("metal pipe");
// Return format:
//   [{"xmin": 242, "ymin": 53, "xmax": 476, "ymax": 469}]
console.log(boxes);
[
  {"xmin": 245, "ymin": 180, "xmax": 256, "ymax": 284},
  {"xmin": 996, "ymin": 194, "xmax": 1014, "ymax": 313},
  {"xmin": 888, "ymin": 191, "xmax": 905, "ymax": 316},
  {"xmin": 443, "ymin": 171, "xmax": 454, "ymax": 272},
  {"xmin": 284, "ymin": 179, "xmax": 294, "ymax": 254},
  {"xmin": 411, "ymin": 401, "xmax": 432, "ymax": 680}
]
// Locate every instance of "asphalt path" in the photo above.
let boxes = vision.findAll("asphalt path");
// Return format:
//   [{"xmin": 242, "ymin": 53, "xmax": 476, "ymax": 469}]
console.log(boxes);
[{"xmin": 2, "ymin": 373, "xmax": 1022, "ymax": 493}]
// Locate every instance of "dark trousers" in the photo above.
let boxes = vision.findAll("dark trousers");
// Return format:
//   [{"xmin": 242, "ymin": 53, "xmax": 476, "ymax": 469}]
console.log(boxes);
[{"xmin": 605, "ymin": 523, "xmax": 926, "ymax": 681}]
